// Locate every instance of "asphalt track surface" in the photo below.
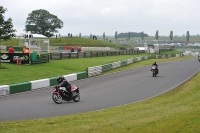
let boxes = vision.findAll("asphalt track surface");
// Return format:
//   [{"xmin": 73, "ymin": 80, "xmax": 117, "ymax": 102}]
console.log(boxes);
[{"xmin": 0, "ymin": 58, "xmax": 199, "ymax": 122}]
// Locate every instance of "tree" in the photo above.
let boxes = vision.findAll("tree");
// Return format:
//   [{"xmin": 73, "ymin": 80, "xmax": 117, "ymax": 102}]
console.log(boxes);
[
  {"xmin": 115, "ymin": 31, "xmax": 118, "ymax": 40},
  {"xmin": 25, "ymin": 9, "xmax": 63, "ymax": 38},
  {"xmin": 103, "ymin": 32, "xmax": 105, "ymax": 41},
  {"xmin": 141, "ymin": 31, "xmax": 144, "ymax": 41},
  {"xmin": 186, "ymin": 31, "xmax": 190, "ymax": 42},
  {"xmin": 90, "ymin": 34, "xmax": 93, "ymax": 39},
  {"xmin": 79, "ymin": 33, "xmax": 81, "ymax": 38},
  {"xmin": 155, "ymin": 30, "xmax": 159, "ymax": 40},
  {"xmin": 128, "ymin": 31, "xmax": 130, "ymax": 41},
  {"xmin": 0, "ymin": 6, "xmax": 16, "ymax": 68},
  {"xmin": 170, "ymin": 30, "xmax": 173, "ymax": 41}
]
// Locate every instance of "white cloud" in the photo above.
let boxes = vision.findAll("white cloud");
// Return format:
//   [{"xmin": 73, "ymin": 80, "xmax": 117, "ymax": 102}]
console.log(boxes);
[{"xmin": 100, "ymin": 7, "xmax": 113, "ymax": 15}]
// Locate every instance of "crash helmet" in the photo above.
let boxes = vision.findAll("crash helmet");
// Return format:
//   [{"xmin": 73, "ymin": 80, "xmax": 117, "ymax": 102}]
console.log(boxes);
[{"xmin": 57, "ymin": 76, "xmax": 65, "ymax": 84}]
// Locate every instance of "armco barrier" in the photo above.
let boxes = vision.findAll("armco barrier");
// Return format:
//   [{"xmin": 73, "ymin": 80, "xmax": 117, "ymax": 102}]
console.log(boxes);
[
  {"xmin": 77, "ymin": 72, "xmax": 87, "ymax": 80},
  {"xmin": 49, "ymin": 77, "xmax": 57, "ymax": 86},
  {"xmin": 50, "ymin": 50, "xmax": 145, "ymax": 60},
  {"xmin": 0, "ymin": 72, "xmax": 86, "ymax": 96},
  {"xmin": 63, "ymin": 74, "xmax": 77, "ymax": 81},
  {"xmin": 10, "ymin": 82, "xmax": 31, "ymax": 94},
  {"xmin": 31, "ymin": 79, "xmax": 50, "ymax": 90}
]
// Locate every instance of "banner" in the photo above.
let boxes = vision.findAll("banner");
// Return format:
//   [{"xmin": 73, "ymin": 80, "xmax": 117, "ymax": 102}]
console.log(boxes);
[{"xmin": 0, "ymin": 53, "xmax": 29, "ymax": 64}]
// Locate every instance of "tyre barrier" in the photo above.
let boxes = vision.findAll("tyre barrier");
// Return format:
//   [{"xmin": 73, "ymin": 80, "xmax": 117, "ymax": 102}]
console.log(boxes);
[{"xmin": 87, "ymin": 56, "xmax": 151, "ymax": 77}]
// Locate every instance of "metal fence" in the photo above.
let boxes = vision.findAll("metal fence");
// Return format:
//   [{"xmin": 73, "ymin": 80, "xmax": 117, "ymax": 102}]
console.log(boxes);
[
  {"xmin": 49, "ymin": 50, "xmax": 144, "ymax": 60},
  {"xmin": 49, "ymin": 48, "xmax": 172, "ymax": 60}
]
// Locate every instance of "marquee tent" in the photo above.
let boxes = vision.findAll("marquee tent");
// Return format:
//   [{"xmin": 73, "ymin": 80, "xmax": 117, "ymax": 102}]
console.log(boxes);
[{"xmin": 16, "ymin": 33, "xmax": 47, "ymax": 38}]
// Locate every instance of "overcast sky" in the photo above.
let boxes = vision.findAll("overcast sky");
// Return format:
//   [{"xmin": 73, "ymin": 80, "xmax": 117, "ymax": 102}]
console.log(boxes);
[{"xmin": 1, "ymin": 0, "xmax": 200, "ymax": 36}]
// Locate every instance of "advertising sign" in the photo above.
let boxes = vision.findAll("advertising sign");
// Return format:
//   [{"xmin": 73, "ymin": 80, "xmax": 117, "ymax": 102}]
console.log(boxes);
[{"xmin": 1, "ymin": 53, "xmax": 29, "ymax": 64}]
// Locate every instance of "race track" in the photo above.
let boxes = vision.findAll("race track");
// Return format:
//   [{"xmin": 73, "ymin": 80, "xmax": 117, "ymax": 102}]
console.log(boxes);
[{"xmin": 0, "ymin": 58, "xmax": 199, "ymax": 121}]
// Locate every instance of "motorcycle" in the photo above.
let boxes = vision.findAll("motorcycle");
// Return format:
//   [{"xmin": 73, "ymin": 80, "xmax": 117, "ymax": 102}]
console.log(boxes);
[
  {"xmin": 151, "ymin": 65, "xmax": 158, "ymax": 77},
  {"xmin": 198, "ymin": 54, "xmax": 200, "ymax": 62},
  {"xmin": 52, "ymin": 85, "xmax": 80, "ymax": 104}
]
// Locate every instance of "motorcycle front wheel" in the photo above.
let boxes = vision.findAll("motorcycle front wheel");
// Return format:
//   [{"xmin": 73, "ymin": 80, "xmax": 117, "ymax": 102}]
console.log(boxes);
[
  {"xmin": 153, "ymin": 70, "xmax": 156, "ymax": 77},
  {"xmin": 73, "ymin": 94, "xmax": 80, "ymax": 102},
  {"xmin": 52, "ymin": 93, "xmax": 63, "ymax": 104}
]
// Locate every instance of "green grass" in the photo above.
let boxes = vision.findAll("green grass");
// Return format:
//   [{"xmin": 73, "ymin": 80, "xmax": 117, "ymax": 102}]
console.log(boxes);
[
  {"xmin": 0, "ymin": 52, "xmax": 193, "ymax": 85},
  {"xmin": 0, "ymin": 53, "xmax": 149, "ymax": 85},
  {"xmin": 2, "ymin": 36, "xmax": 200, "ymax": 48},
  {"xmin": 0, "ymin": 56, "xmax": 199, "ymax": 133},
  {"xmin": 158, "ymin": 50, "xmax": 181, "ymax": 55},
  {"xmin": 1, "ymin": 37, "xmax": 121, "ymax": 47},
  {"xmin": 49, "ymin": 37, "xmax": 119, "ymax": 47}
]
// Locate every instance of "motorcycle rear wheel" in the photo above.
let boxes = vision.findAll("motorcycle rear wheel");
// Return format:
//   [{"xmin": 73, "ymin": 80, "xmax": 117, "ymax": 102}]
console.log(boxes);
[{"xmin": 52, "ymin": 94, "xmax": 63, "ymax": 104}]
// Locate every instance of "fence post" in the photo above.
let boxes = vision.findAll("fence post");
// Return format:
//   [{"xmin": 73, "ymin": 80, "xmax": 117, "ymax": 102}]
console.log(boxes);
[
  {"xmin": 50, "ymin": 53, "xmax": 52, "ymax": 60},
  {"xmin": 69, "ymin": 53, "xmax": 71, "ymax": 58},
  {"xmin": 47, "ymin": 53, "xmax": 50, "ymax": 62},
  {"xmin": 60, "ymin": 53, "xmax": 62, "ymax": 59}
]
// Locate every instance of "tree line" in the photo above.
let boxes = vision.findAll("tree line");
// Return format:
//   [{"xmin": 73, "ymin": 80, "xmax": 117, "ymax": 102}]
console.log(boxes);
[
  {"xmin": 117, "ymin": 32, "xmax": 148, "ymax": 38},
  {"xmin": 101, "ymin": 30, "xmax": 190, "ymax": 42}
]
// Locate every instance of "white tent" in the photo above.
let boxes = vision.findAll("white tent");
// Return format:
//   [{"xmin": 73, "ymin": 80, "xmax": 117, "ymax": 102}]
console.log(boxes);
[
  {"xmin": 32, "ymin": 34, "xmax": 47, "ymax": 38},
  {"xmin": 16, "ymin": 33, "xmax": 47, "ymax": 38}
]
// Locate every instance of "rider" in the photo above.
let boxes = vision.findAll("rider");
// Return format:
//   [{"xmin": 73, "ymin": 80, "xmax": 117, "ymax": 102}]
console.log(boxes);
[
  {"xmin": 151, "ymin": 62, "xmax": 159, "ymax": 74},
  {"xmin": 56, "ymin": 76, "xmax": 73, "ymax": 97}
]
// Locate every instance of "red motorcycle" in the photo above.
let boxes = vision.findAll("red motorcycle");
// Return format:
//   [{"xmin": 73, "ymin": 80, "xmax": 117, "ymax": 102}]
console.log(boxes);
[{"xmin": 52, "ymin": 85, "xmax": 80, "ymax": 104}]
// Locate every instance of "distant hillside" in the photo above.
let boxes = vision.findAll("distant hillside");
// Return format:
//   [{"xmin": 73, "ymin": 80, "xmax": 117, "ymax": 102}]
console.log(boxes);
[{"xmin": 1, "ymin": 37, "xmax": 121, "ymax": 48}]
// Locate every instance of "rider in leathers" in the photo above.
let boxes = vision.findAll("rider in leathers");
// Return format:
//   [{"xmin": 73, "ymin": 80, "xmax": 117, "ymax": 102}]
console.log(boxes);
[
  {"xmin": 151, "ymin": 62, "xmax": 159, "ymax": 74},
  {"xmin": 57, "ymin": 76, "xmax": 73, "ymax": 97}
]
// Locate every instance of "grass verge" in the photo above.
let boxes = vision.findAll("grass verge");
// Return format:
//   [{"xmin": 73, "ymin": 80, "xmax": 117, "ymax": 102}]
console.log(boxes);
[
  {"xmin": 0, "ymin": 53, "xmax": 193, "ymax": 85},
  {"xmin": 0, "ymin": 54, "xmax": 149, "ymax": 85},
  {"xmin": 0, "ymin": 56, "xmax": 199, "ymax": 133}
]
